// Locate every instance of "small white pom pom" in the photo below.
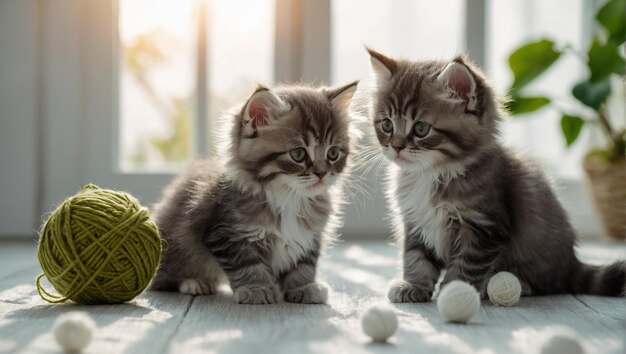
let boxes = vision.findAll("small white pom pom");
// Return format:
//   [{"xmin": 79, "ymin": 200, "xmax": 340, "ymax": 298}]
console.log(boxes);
[
  {"xmin": 541, "ymin": 328, "xmax": 585, "ymax": 354},
  {"xmin": 361, "ymin": 303, "xmax": 398, "ymax": 342},
  {"xmin": 487, "ymin": 271, "xmax": 522, "ymax": 307},
  {"xmin": 437, "ymin": 281, "xmax": 480, "ymax": 323},
  {"xmin": 53, "ymin": 311, "xmax": 96, "ymax": 353}
]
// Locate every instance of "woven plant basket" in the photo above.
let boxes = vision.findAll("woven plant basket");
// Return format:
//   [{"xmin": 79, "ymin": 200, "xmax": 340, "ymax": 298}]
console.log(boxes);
[{"xmin": 583, "ymin": 157, "xmax": 626, "ymax": 241}]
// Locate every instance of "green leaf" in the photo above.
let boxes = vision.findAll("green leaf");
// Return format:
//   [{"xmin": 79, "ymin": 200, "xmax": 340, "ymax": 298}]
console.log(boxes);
[
  {"xmin": 596, "ymin": 0, "xmax": 626, "ymax": 44},
  {"xmin": 509, "ymin": 39, "xmax": 561, "ymax": 90},
  {"xmin": 572, "ymin": 79, "xmax": 611, "ymax": 110},
  {"xmin": 561, "ymin": 115, "xmax": 585, "ymax": 147},
  {"xmin": 588, "ymin": 38, "xmax": 625, "ymax": 82},
  {"xmin": 507, "ymin": 96, "xmax": 550, "ymax": 115}
]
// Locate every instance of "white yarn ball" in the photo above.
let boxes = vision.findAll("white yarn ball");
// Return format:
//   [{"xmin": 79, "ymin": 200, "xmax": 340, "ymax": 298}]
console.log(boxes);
[
  {"xmin": 437, "ymin": 281, "xmax": 480, "ymax": 323},
  {"xmin": 361, "ymin": 303, "xmax": 398, "ymax": 342},
  {"xmin": 53, "ymin": 311, "xmax": 96, "ymax": 353},
  {"xmin": 541, "ymin": 330, "xmax": 585, "ymax": 354},
  {"xmin": 487, "ymin": 271, "xmax": 522, "ymax": 306}
]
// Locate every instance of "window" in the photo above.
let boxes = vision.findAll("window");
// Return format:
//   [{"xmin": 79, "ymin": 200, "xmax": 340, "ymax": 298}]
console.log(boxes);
[
  {"xmin": 30, "ymin": 0, "xmax": 609, "ymax": 238},
  {"xmin": 118, "ymin": 0, "xmax": 593, "ymax": 177},
  {"xmin": 331, "ymin": 0, "xmax": 465, "ymax": 85},
  {"xmin": 119, "ymin": 0, "xmax": 197, "ymax": 170},
  {"xmin": 206, "ymin": 0, "xmax": 275, "ymax": 148},
  {"xmin": 119, "ymin": 0, "xmax": 275, "ymax": 171}
]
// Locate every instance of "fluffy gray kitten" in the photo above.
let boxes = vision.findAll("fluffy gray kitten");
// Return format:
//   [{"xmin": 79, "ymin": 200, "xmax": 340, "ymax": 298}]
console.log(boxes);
[
  {"xmin": 364, "ymin": 48, "xmax": 625, "ymax": 302},
  {"xmin": 151, "ymin": 82, "xmax": 358, "ymax": 304}
]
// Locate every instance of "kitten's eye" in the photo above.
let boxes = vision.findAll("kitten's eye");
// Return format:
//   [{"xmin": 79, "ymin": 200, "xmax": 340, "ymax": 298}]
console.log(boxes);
[
  {"xmin": 327, "ymin": 146, "xmax": 340, "ymax": 161},
  {"xmin": 289, "ymin": 148, "xmax": 307, "ymax": 163},
  {"xmin": 413, "ymin": 121, "xmax": 431, "ymax": 137},
  {"xmin": 381, "ymin": 119, "xmax": 393, "ymax": 133}
]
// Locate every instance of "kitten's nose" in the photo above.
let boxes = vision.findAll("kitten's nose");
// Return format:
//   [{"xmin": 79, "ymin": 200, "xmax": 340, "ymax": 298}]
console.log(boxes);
[
  {"xmin": 392, "ymin": 145, "xmax": 405, "ymax": 153},
  {"xmin": 313, "ymin": 171, "xmax": 327, "ymax": 180}
]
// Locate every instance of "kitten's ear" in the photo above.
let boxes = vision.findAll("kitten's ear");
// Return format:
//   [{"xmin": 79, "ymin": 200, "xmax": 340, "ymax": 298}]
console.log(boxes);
[
  {"xmin": 242, "ymin": 86, "xmax": 288, "ymax": 132},
  {"xmin": 436, "ymin": 59, "xmax": 477, "ymax": 111},
  {"xmin": 326, "ymin": 80, "xmax": 358, "ymax": 113},
  {"xmin": 366, "ymin": 47, "xmax": 396, "ymax": 83}
]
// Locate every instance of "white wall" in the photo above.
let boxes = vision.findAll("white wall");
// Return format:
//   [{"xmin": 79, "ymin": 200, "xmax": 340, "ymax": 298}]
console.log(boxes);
[
  {"xmin": 39, "ymin": 0, "xmax": 86, "ymax": 213},
  {"xmin": 0, "ymin": 0, "xmax": 39, "ymax": 237}
]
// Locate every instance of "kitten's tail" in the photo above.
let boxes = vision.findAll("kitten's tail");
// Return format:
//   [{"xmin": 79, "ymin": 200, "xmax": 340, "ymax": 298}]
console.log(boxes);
[{"xmin": 569, "ymin": 260, "xmax": 626, "ymax": 296}]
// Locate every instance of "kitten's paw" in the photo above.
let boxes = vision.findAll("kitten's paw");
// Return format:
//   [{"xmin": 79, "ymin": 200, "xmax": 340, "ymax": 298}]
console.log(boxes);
[
  {"xmin": 388, "ymin": 279, "xmax": 432, "ymax": 303},
  {"xmin": 234, "ymin": 284, "xmax": 281, "ymax": 305},
  {"xmin": 285, "ymin": 282, "xmax": 329, "ymax": 304},
  {"xmin": 178, "ymin": 279, "xmax": 216, "ymax": 295}
]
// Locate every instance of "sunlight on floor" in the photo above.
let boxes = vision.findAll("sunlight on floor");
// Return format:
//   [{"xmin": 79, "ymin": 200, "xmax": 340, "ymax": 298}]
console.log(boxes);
[
  {"xmin": 0, "ymin": 284, "xmax": 37, "ymax": 305},
  {"xmin": 397, "ymin": 308, "xmax": 495, "ymax": 354},
  {"xmin": 178, "ymin": 329, "xmax": 243, "ymax": 353},
  {"xmin": 324, "ymin": 260, "xmax": 389, "ymax": 291},
  {"xmin": 0, "ymin": 339, "xmax": 16, "ymax": 353},
  {"xmin": 509, "ymin": 320, "xmax": 623, "ymax": 354},
  {"xmin": 343, "ymin": 244, "xmax": 396, "ymax": 266}
]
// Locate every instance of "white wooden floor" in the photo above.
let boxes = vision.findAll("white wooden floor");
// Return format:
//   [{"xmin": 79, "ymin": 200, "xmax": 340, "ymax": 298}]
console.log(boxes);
[{"xmin": 0, "ymin": 239, "xmax": 624, "ymax": 354}]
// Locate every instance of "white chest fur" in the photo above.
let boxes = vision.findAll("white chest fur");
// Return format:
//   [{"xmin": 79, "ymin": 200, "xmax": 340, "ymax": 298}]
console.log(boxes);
[
  {"xmin": 392, "ymin": 169, "xmax": 458, "ymax": 259},
  {"xmin": 264, "ymin": 192, "xmax": 318, "ymax": 276}
]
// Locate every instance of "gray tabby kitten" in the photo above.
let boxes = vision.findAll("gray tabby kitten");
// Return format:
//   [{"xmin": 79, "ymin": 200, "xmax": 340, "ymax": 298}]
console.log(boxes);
[
  {"xmin": 151, "ymin": 82, "xmax": 358, "ymax": 304},
  {"xmin": 364, "ymin": 48, "xmax": 625, "ymax": 302}
]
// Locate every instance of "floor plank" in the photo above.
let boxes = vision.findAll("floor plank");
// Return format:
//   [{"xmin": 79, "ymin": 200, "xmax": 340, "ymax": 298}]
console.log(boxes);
[
  {"xmin": 0, "ymin": 290, "xmax": 193, "ymax": 353},
  {"xmin": 0, "ymin": 240, "xmax": 624, "ymax": 354}
]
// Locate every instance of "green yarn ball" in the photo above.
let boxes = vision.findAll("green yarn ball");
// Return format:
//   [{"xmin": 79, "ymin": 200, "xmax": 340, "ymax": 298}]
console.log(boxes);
[{"xmin": 36, "ymin": 184, "xmax": 162, "ymax": 304}]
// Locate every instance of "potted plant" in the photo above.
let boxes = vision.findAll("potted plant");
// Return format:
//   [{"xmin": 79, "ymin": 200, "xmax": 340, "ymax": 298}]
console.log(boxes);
[{"xmin": 506, "ymin": 0, "xmax": 625, "ymax": 240}]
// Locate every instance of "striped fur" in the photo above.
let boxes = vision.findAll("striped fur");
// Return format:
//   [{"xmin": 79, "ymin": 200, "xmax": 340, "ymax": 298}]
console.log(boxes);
[
  {"xmin": 363, "ymin": 48, "xmax": 626, "ymax": 301},
  {"xmin": 150, "ymin": 83, "xmax": 358, "ymax": 304}
]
